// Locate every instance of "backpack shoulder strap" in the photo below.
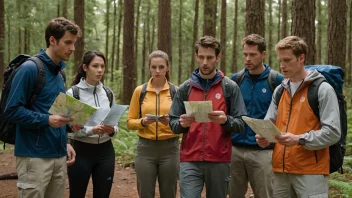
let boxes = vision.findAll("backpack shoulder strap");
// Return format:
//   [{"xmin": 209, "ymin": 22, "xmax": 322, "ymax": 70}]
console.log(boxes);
[
  {"xmin": 274, "ymin": 85, "xmax": 285, "ymax": 106},
  {"xmin": 233, "ymin": 69, "xmax": 245, "ymax": 86},
  {"xmin": 139, "ymin": 83, "xmax": 148, "ymax": 118},
  {"xmin": 168, "ymin": 82, "xmax": 177, "ymax": 100},
  {"xmin": 268, "ymin": 69, "xmax": 279, "ymax": 91},
  {"xmin": 307, "ymin": 78, "xmax": 325, "ymax": 119},
  {"xmin": 222, "ymin": 76, "xmax": 234, "ymax": 113},
  {"xmin": 103, "ymin": 86, "xmax": 114, "ymax": 107},
  {"xmin": 28, "ymin": 57, "xmax": 46, "ymax": 107},
  {"xmin": 59, "ymin": 70, "xmax": 66, "ymax": 88},
  {"xmin": 71, "ymin": 85, "xmax": 80, "ymax": 100}
]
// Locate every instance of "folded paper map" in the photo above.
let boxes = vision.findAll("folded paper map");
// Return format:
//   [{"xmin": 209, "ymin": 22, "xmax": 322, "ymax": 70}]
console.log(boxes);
[
  {"xmin": 49, "ymin": 92, "xmax": 98, "ymax": 125},
  {"xmin": 146, "ymin": 114, "xmax": 163, "ymax": 120},
  {"xmin": 184, "ymin": 101, "xmax": 213, "ymax": 122},
  {"xmin": 242, "ymin": 116, "xmax": 282, "ymax": 142}
]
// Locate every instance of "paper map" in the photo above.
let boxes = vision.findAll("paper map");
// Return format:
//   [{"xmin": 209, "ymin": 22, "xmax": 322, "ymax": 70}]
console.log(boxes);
[
  {"xmin": 49, "ymin": 92, "xmax": 98, "ymax": 125},
  {"xmin": 184, "ymin": 101, "xmax": 213, "ymax": 122},
  {"xmin": 242, "ymin": 116, "xmax": 282, "ymax": 142}
]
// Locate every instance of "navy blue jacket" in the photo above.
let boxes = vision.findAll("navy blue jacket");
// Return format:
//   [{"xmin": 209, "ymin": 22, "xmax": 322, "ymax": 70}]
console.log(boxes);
[
  {"xmin": 230, "ymin": 65, "xmax": 284, "ymax": 148},
  {"xmin": 4, "ymin": 49, "xmax": 67, "ymax": 158}
]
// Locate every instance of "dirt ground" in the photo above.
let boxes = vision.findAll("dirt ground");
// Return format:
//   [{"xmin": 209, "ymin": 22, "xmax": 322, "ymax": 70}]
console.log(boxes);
[{"xmin": 0, "ymin": 150, "xmax": 253, "ymax": 198}]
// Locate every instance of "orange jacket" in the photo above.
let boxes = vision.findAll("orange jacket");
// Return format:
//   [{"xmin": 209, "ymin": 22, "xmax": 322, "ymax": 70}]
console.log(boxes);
[
  {"xmin": 127, "ymin": 79, "xmax": 178, "ymax": 140},
  {"xmin": 273, "ymin": 81, "xmax": 330, "ymax": 175}
]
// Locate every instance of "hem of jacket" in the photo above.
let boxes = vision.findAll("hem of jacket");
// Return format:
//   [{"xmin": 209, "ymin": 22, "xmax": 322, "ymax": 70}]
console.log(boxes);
[
  {"xmin": 14, "ymin": 153, "xmax": 67, "ymax": 158},
  {"xmin": 232, "ymin": 143, "xmax": 275, "ymax": 150},
  {"xmin": 180, "ymin": 158, "xmax": 231, "ymax": 163},
  {"xmin": 272, "ymin": 169, "xmax": 329, "ymax": 176}
]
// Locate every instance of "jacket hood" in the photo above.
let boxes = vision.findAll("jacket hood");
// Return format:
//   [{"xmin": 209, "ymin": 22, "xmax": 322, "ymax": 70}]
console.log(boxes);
[
  {"xmin": 75, "ymin": 78, "xmax": 104, "ymax": 93},
  {"xmin": 243, "ymin": 64, "xmax": 271, "ymax": 79},
  {"xmin": 190, "ymin": 69, "xmax": 224, "ymax": 90},
  {"xmin": 281, "ymin": 69, "xmax": 324, "ymax": 90},
  {"xmin": 37, "ymin": 49, "xmax": 66, "ymax": 73}
]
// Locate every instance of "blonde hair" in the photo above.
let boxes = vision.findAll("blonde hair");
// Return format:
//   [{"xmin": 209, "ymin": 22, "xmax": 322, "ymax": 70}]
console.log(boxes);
[
  {"xmin": 275, "ymin": 36, "xmax": 308, "ymax": 58},
  {"xmin": 148, "ymin": 50, "xmax": 171, "ymax": 81}
]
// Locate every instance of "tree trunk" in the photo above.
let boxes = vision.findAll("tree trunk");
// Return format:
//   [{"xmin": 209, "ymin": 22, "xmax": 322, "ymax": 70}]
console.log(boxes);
[
  {"xmin": 105, "ymin": 0, "xmax": 111, "ymax": 72},
  {"xmin": 62, "ymin": 0, "xmax": 68, "ymax": 19},
  {"xmin": 18, "ymin": 30, "xmax": 21, "ymax": 54},
  {"xmin": 110, "ymin": 0, "xmax": 117, "ymax": 82},
  {"xmin": 232, "ymin": 0, "xmax": 238, "ymax": 73},
  {"xmin": 134, "ymin": 0, "xmax": 142, "ymax": 82},
  {"xmin": 220, "ymin": 0, "xmax": 226, "ymax": 74},
  {"xmin": 115, "ymin": 0, "xmax": 123, "ymax": 70},
  {"xmin": 0, "ymin": 0, "xmax": 4, "ymax": 85},
  {"xmin": 347, "ymin": 0, "xmax": 352, "ymax": 85},
  {"xmin": 6, "ymin": 12, "xmax": 10, "ymax": 63},
  {"xmin": 203, "ymin": 0, "xmax": 217, "ymax": 37},
  {"xmin": 57, "ymin": 0, "xmax": 60, "ymax": 17},
  {"xmin": 122, "ymin": 0, "xmax": 135, "ymax": 105},
  {"xmin": 277, "ymin": 0, "xmax": 281, "ymax": 42},
  {"xmin": 74, "ymin": 0, "xmax": 84, "ymax": 72},
  {"xmin": 157, "ymin": 0, "xmax": 172, "ymax": 65},
  {"xmin": 190, "ymin": 0, "xmax": 199, "ymax": 72},
  {"xmin": 178, "ymin": 0, "xmax": 183, "ymax": 84},
  {"xmin": 281, "ymin": 0, "xmax": 287, "ymax": 39},
  {"xmin": 245, "ymin": 0, "xmax": 265, "ymax": 37},
  {"xmin": 291, "ymin": 0, "xmax": 315, "ymax": 65},
  {"xmin": 24, "ymin": 27, "xmax": 29, "ymax": 54},
  {"xmin": 142, "ymin": 17, "xmax": 147, "ymax": 83},
  {"xmin": 268, "ymin": 0, "xmax": 273, "ymax": 68},
  {"xmin": 315, "ymin": 0, "xmax": 322, "ymax": 64},
  {"xmin": 327, "ymin": 0, "xmax": 347, "ymax": 71}
]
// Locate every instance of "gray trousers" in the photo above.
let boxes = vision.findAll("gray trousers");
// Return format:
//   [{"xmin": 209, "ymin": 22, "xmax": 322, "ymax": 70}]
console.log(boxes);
[
  {"xmin": 180, "ymin": 161, "xmax": 231, "ymax": 198},
  {"xmin": 134, "ymin": 137, "xmax": 179, "ymax": 198},
  {"xmin": 229, "ymin": 146, "xmax": 273, "ymax": 198},
  {"xmin": 273, "ymin": 172, "xmax": 328, "ymax": 198}
]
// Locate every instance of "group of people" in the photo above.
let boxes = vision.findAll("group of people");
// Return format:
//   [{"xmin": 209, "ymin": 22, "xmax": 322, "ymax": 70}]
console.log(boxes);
[{"xmin": 3, "ymin": 16, "xmax": 341, "ymax": 198}]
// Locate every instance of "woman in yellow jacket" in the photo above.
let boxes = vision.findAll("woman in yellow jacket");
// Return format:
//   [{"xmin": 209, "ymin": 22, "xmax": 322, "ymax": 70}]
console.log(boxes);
[{"xmin": 127, "ymin": 50, "xmax": 179, "ymax": 198}]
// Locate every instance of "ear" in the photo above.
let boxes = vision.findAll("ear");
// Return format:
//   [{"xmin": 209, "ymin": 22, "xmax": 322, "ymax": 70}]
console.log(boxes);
[
  {"xmin": 299, "ymin": 54, "xmax": 305, "ymax": 63},
  {"xmin": 216, "ymin": 54, "xmax": 221, "ymax": 63},
  {"xmin": 261, "ymin": 51, "xmax": 267, "ymax": 58},
  {"xmin": 82, "ymin": 64, "xmax": 88, "ymax": 72},
  {"xmin": 49, "ymin": 36, "xmax": 57, "ymax": 46}
]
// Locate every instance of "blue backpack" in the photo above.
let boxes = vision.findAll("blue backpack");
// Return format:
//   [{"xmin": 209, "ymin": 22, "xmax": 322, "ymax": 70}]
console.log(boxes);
[{"xmin": 274, "ymin": 65, "xmax": 347, "ymax": 174}]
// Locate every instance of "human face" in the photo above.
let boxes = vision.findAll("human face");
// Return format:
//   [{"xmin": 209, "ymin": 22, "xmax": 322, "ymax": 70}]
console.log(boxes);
[
  {"xmin": 149, "ymin": 57, "xmax": 169, "ymax": 80},
  {"xmin": 196, "ymin": 46, "xmax": 220, "ymax": 79},
  {"xmin": 243, "ymin": 44, "xmax": 266, "ymax": 74},
  {"xmin": 83, "ymin": 56, "xmax": 105, "ymax": 85},
  {"xmin": 50, "ymin": 31, "xmax": 77, "ymax": 64},
  {"xmin": 277, "ymin": 49, "xmax": 305, "ymax": 81}
]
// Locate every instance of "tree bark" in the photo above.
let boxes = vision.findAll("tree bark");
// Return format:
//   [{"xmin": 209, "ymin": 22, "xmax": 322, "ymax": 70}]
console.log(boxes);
[
  {"xmin": 0, "ymin": 0, "xmax": 4, "ymax": 85},
  {"xmin": 105, "ymin": 0, "xmax": 111, "ymax": 72},
  {"xmin": 327, "ymin": 0, "xmax": 347, "ymax": 71},
  {"xmin": 115, "ymin": 0, "xmax": 123, "ymax": 70},
  {"xmin": 232, "ymin": 0, "xmax": 238, "ymax": 73},
  {"xmin": 134, "ymin": 0, "xmax": 142, "ymax": 81},
  {"xmin": 347, "ymin": 0, "xmax": 352, "ymax": 85},
  {"xmin": 203, "ymin": 0, "xmax": 217, "ymax": 37},
  {"xmin": 190, "ymin": 0, "xmax": 199, "ymax": 72},
  {"xmin": 110, "ymin": 0, "xmax": 117, "ymax": 82},
  {"xmin": 315, "ymin": 0, "xmax": 322, "ymax": 64},
  {"xmin": 157, "ymin": 0, "xmax": 172, "ymax": 65},
  {"xmin": 122, "ymin": 0, "xmax": 135, "ymax": 105},
  {"xmin": 268, "ymin": 0, "xmax": 273, "ymax": 68},
  {"xmin": 62, "ymin": 0, "xmax": 68, "ymax": 19},
  {"xmin": 74, "ymin": 0, "xmax": 84, "ymax": 72},
  {"xmin": 220, "ymin": 0, "xmax": 226, "ymax": 74},
  {"xmin": 277, "ymin": 0, "xmax": 281, "ymax": 42},
  {"xmin": 245, "ymin": 0, "xmax": 265, "ymax": 37},
  {"xmin": 281, "ymin": 0, "xmax": 287, "ymax": 39},
  {"xmin": 178, "ymin": 0, "xmax": 183, "ymax": 84},
  {"xmin": 291, "ymin": 0, "xmax": 315, "ymax": 65},
  {"xmin": 142, "ymin": 17, "xmax": 147, "ymax": 83}
]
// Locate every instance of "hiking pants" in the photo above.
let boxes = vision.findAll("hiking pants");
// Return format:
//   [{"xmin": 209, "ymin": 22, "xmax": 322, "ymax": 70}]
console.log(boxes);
[
  {"xmin": 179, "ymin": 161, "xmax": 231, "ymax": 198},
  {"xmin": 68, "ymin": 140, "xmax": 115, "ymax": 198},
  {"xmin": 134, "ymin": 137, "xmax": 179, "ymax": 198}
]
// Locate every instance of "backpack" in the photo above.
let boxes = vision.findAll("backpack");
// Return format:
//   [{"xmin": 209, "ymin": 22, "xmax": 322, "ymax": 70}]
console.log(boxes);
[
  {"xmin": 233, "ymin": 69, "xmax": 280, "ymax": 91},
  {"xmin": 179, "ymin": 76, "xmax": 234, "ymax": 113},
  {"xmin": 274, "ymin": 65, "xmax": 347, "ymax": 174},
  {"xmin": 139, "ymin": 82, "xmax": 177, "ymax": 118},
  {"xmin": 71, "ymin": 85, "xmax": 114, "ymax": 107},
  {"xmin": 0, "ymin": 54, "xmax": 66, "ymax": 147}
]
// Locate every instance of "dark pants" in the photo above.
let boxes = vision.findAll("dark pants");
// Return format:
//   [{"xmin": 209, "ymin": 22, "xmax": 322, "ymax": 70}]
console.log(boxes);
[
  {"xmin": 68, "ymin": 140, "xmax": 115, "ymax": 198},
  {"xmin": 135, "ymin": 137, "xmax": 180, "ymax": 198}
]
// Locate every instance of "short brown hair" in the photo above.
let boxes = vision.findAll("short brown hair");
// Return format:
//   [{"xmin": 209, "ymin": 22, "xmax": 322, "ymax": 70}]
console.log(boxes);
[
  {"xmin": 195, "ymin": 36, "xmax": 221, "ymax": 56},
  {"xmin": 242, "ymin": 34, "xmax": 266, "ymax": 53},
  {"xmin": 275, "ymin": 36, "xmax": 308, "ymax": 57},
  {"xmin": 45, "ymin": 17, "xmax": 82, "ymax": 48}
]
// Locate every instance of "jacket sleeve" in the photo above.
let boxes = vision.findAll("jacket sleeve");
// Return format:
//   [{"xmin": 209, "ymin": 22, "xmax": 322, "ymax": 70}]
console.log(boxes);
[
  {"xmin": 221, "ymin": 81, "xmax": 246, "ymax": 133},
  {"xmin": 4, "ymin": 62, "xmax": 50, "ymax": 128},
  {"xmin": 127, "ymin": 86, "xmax": 145, "ymax": 130},
  {"xmin": 300, "ymin": 82, "xmax": 341, "ymax": 150},
  {"xmin": 169, "ymin": 82, "xmax": 189, "ymax": 134}
]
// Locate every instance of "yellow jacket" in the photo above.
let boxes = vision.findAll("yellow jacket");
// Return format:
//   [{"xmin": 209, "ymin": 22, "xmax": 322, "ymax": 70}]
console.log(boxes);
[{"xmin": 127, "ymin": 78, "xmax": 178, "ymax": 140}]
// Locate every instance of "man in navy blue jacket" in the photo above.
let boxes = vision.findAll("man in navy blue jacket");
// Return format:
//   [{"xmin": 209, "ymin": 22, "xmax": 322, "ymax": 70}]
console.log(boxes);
[
  {"xmin": 229, "ymin": 34, "xmax": 284, "ymax": 198},
  {"xmin": 4, "ymin": 17, "xmax": 81, "ymax": 198}
]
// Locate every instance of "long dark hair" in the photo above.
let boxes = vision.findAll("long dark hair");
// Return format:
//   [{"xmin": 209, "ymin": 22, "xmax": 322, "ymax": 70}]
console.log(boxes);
[{"xmin": 71, "ymin": 50, "xmax": 106, "ymax": 86}]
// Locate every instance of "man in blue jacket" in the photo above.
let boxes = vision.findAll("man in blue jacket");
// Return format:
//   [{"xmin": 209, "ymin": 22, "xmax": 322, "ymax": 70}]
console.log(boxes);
[
  {"xmin": 4, "ymin": 17, "xmax": 81, "ymax": 198},
  {"xmin": 229, "ymin": 34, "xmax": 284, "ymax": 198}
]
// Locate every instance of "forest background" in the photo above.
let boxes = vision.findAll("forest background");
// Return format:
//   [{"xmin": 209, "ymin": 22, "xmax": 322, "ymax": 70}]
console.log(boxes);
[{"xmin": 0, "ymin": 0, "xmax": 352, "ymax": 196}]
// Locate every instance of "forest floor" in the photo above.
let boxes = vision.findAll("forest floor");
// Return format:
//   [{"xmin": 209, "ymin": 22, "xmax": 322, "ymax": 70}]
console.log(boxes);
[{"xmin": 0, "ymin": 149, "xmax": 253, "ymax": 198}]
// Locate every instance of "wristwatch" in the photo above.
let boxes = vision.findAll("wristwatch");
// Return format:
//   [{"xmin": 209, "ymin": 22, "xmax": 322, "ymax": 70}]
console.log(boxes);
[{"xmin": 298, "ymin": 137, "xmax": 307, "ymax": 146}]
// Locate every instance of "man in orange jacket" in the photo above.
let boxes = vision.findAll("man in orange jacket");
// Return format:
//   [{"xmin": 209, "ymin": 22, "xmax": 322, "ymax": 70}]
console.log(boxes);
[{"xmin": 256, "ymin": 36, "xmax": 340, "ymax": 198}]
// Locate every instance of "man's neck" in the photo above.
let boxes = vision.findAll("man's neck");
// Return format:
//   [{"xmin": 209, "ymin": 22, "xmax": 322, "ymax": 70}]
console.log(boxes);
[
  {"xmin": 290, "ymin": 69, "xmax": 308, "ymax": 82},
  {"xmin": 200, "ymin": 71, "xmax": 216, "ymax": 79},
  {"xmin": 248, "ymin": 64, "xmax": 265, "ymax": 75},
  {"xmin": 45, "ymin": 48, "xmax": 60, "ymax": 65}
]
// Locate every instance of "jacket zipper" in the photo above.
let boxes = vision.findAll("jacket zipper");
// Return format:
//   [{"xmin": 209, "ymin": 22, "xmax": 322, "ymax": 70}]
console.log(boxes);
[
  {"xmin": 202, "ymin": 79, "xmax": 209, "ymax": 161},
  {"xmin": 93, "ymin": 86, "xmax": 101, "ymax": 144},
  {"xmin": 156, "ymin": 93, "xmax": 160, "ymax": 140}
]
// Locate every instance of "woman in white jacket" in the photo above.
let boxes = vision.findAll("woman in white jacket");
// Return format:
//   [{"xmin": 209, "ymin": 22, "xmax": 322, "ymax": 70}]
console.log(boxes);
[{"xmin": 67, "ymin": 50, "xmax": 118, "ymax": 198}]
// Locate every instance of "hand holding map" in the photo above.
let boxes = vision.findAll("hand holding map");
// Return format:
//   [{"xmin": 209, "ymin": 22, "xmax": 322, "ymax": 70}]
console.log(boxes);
[
  {"xmin": 184, "ymin": 101, "xmax": 213, "ymax": 122},
  {"xmin": 241, "ymin": 116, "xmax": 282, "ymax": 142}
]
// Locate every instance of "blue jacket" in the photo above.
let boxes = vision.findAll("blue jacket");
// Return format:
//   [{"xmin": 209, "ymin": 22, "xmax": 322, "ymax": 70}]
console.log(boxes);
[
  {"xmin": 4, "ymin": 49, "xmax": 67, "ymax": 158},
  {"xmin": 230, "ymin": 65, "xmax": 284, "ymax": 148}
]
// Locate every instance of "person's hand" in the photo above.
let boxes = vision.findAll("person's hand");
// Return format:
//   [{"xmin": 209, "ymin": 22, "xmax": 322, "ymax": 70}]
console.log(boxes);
[
  {"xmin": 275, "ymin": 133, "xmax": 299, "ymax": 147},
  {"xmin": 70, "ymin": 124, "xmax": 83, "ymax": 132},
  {"xmin": 66, "ymin": 144, "xmax": 76, "ymax": 166},
  {"xmin": 208, "ymin": 111, "xmax": 227, "ymax": 124},
  {"xmin": 158, "ymin": 114, "xmax": 169, "ymax": 126},
  {"xmin": 49, "ymin": 115, "xmax": 73, "ymax": 128},
  {"xmin": 93, "ymin": 125, "xmax": 114, "ymax": 134},
  {"xmin": 142, "ymin": 117, "xmax": 157, "ymax": 126},
  {"xmin": 179, "ymin": 114, "xmax": 196, "ymax": 128},
  {"xmin": 256, "ymin": 134, "xmax": 270, "ymax": 148}
]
